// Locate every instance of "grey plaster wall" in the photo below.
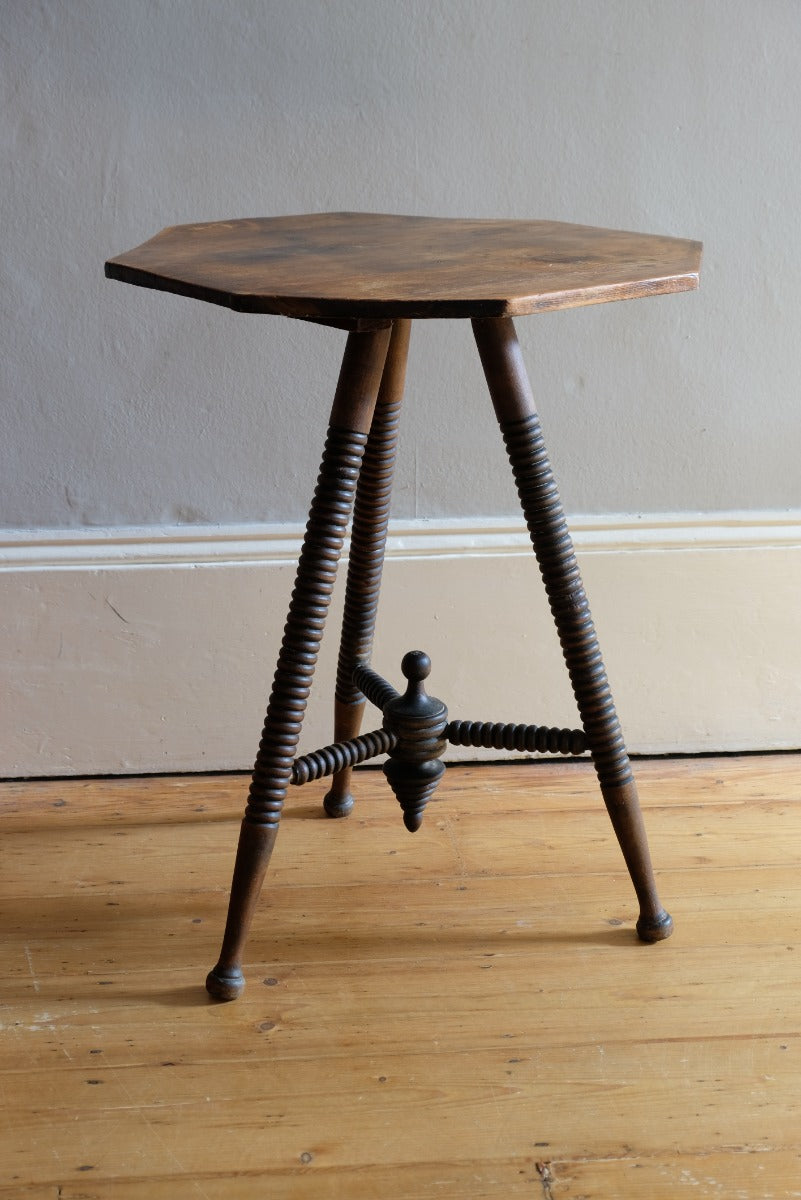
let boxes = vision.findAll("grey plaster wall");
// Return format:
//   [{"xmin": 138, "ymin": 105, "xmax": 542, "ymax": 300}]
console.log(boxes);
[{"xmin": 2, "ymin": 0, "xmax": 799, "ymax": 529}]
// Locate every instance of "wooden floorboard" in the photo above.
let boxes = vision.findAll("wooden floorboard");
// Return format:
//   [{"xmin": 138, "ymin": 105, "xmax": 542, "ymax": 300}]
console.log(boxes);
[{"xmin": 2, "ymin": 757, "xmax": 801, "ymax": 1197}]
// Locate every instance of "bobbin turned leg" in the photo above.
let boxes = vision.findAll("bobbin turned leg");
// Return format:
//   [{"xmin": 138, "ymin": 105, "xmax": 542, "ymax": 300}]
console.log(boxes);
[
  {"xmin": 472, "ymin": 316, "xmax": 673, "ymax": 943},
  {"xmin": 206, "ymin": 326, "xmax": 392, "ymax": 1001},
  {"xmin": 324, "ymin": 319, "xmax": 411, "ymax": 817}
]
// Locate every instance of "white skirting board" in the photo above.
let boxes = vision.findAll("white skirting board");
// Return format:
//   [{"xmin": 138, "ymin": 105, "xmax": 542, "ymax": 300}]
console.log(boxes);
[{"xmin": 1, "ymin": 513, "xmax": 800, "ymax": 777}]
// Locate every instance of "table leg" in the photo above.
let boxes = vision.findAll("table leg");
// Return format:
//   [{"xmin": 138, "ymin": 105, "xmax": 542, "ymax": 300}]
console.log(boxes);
[
  {"xmin": 206, "ymin": 326, "xmax": 392, "ymax": 1000},
  {"xmin": 324, "ymin": 319, "xmax": 410, "ymax": 817},
  {"xmin": 472, "ymin": 316, "xmax": 673, "ymax": 943}
]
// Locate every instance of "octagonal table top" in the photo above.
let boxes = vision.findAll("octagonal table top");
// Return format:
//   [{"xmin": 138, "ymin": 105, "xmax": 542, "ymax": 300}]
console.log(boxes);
[{"xmin": 105, "ymin": 212, "xmax": 702, "ymax": 323}]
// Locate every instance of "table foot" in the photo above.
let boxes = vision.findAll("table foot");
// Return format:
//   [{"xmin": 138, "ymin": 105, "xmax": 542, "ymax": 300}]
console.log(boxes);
[
  {"xmin": 205, "ymin": 964, "xmax": 246, "ymax": 1002},
  {"xmin": 636, "ymin": 909, "xmax": 675, "ymax": 943},
  {"xmin": 323, "ymin": 790, "xmax": 355, "ymax": 818}
]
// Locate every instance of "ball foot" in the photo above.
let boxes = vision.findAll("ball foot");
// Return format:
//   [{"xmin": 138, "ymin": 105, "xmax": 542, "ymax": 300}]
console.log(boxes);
[
  {"xmin": 636, "ymin": 909, "xmax": 674, "ymax": 943},
  {"xmin": 323, "ymin": 790, "xmax": 354, "ymax": 818},
  {"xmin": 205, "ymin": 964, "xmax": 245, "ymax": 1001}
]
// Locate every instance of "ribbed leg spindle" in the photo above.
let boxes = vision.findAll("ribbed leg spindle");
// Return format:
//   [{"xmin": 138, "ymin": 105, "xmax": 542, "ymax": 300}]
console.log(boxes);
[
  {"xmin": 324, "ymin": 319, "xmax": 410, "ymax": 817},
  {"xmin": 206, "ymin": 326, "xmax": 391, "ymax": 1000},
  {"xmin": 473, "ymin": 316, "xmax": 673, "ymax": 943}
]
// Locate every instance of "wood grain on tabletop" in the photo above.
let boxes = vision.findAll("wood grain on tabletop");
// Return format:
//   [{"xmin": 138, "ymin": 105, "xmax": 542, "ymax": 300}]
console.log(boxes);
[{"xmin": 105, "ymin": 211, "xmax": 702, "ymax": 320}]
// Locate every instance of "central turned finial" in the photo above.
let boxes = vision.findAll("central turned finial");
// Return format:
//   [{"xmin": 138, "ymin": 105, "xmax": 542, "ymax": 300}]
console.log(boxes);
[{"xmin": 382, "ymin": 650, "xmax": 448, "ymax": 831}]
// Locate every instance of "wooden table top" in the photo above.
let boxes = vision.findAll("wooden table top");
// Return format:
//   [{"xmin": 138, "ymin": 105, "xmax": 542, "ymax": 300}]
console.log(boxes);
[{"xmin": 105, "ymin": 212, "xmax": 701, "ymax": 321}]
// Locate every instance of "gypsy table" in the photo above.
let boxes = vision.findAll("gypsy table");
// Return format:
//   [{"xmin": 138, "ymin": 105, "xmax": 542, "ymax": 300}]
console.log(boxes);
[{"xmin": 105, "ymin": 213, "xmax": 702, "ymax": 1000}]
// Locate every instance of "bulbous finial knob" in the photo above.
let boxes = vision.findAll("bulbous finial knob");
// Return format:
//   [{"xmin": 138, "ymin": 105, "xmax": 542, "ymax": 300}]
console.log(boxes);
[{"xmin": 401, "ymin": 650, "xmax": 431, "ymax": 685}]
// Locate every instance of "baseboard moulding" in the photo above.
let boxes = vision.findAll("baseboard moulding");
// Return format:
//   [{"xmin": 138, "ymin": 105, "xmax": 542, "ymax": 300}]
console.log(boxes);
[{"xmin": 2, "ymin": 511, "xmax": 799, "ymax": 776}]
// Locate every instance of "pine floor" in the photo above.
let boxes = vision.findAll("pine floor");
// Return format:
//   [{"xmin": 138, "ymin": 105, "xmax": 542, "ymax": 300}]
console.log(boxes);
[{"xmin": 2, "ymin": 755, "xmax": 801, "ymax": 1198}]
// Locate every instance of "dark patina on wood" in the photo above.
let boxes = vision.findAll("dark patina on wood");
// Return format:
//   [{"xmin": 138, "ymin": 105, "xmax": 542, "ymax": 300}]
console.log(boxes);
[
  {"xmin": 323, "ymin": 319, "xmax": 410, "ymax": 819},
  {"xmin": 105, "ymin": 212, "xmax": 699, "ymax": 1000},
  {"xmin": 294, "ymin": 654, "xmax": 587, "ymax": 807},
  {"xmin": 105, "ymin": 211, "xmax": 701, "ymax": 320}
]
